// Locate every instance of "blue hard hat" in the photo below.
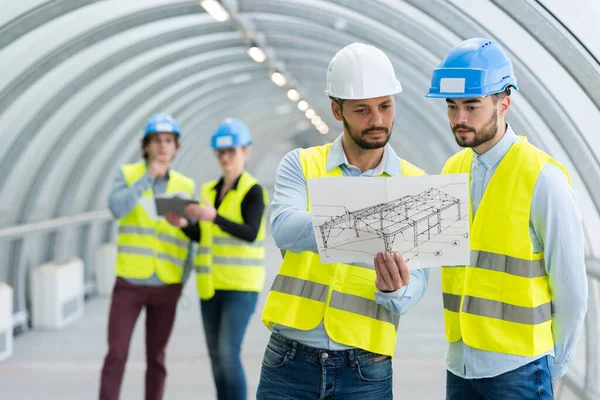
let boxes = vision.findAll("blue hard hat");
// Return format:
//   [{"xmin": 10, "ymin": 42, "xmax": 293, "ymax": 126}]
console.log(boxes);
[
  {"xmin": 426, "ymin": 38, "xmax": 519, "ymax": 98},
  {"xmin": 143, "ymin": 113, "xmax": 181, "ymax": 138},
  {"xmin": 211, "ymin": 118, "xmax": 252, "ymax": 149}
]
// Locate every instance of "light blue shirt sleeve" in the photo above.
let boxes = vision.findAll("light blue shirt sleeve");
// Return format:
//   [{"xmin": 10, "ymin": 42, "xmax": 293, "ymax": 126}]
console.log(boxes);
[
  {"xmin": 531, "ymin": 164, "xmax": 588, "ymax": 378},
  {"xmin": 374, "ymin": 268, "xmax": 431, "ymax": 315},
  {"xmin": 271, "ymin": 149, "xmax": 430, "ymax": 314},
  {"xmin": 108, "ymin": 168, "xmax": 153, "ymax": 219},
  {"xmin": 270, "ymin": 149, "xmax": 319, "ymax": 253}
]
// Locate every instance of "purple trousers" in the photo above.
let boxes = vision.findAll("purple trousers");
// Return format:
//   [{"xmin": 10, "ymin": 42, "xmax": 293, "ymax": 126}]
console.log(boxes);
[{"xmin": 99, "ymin": 278, "xmax": 182, "ymax": 400}]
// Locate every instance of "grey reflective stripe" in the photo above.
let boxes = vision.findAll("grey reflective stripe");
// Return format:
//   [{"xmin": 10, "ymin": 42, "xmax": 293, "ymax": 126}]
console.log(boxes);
[
  {"xmin": 443, "ymin": 293, "xmax": 461, "ymax": 313},
  {"xmin": 197, "ymin": 246, "xmax": 210, "ymax": 255},
  {"xmin": 156, "ymin": 252, "xmax": 184, "ymax": 267},
  {"xmin": 195, "ymin": 266, "xmax": 211, "ymax": 274},
  {"xmin": 213, "ymin": 256, "xmax": 263, "ymax": 266},
  {"xmin": 119, "ymin": 226, "xmax": 189, "ymax": 249},
  {"xmin": 118, "ymin": 245, "xmax": 154, "ymax": 256},
  {"xmin": 270, "ymin": 275, "xmax": 328, "ymax": 302},
  {"xmin": 213, "ymin": 236, "xmax": 264, "ymax": 247},
  {"xmin": 118, "ymin": 246, "xmax": 183, "ymax": 267},
  {"xmin": 471, "ymin": 250, "xmax": 546, "ymax": 278},
  {"xmin": 462, "ymin": 296, "xmax": 552, "ymax": 325},
  {"xmin": 119, "ymin": 226, "xmax": 155, "ymax": 235},
  {"xmin": 157, "ymin": 233, "xmax": 189, "ymax": 249},
  {"xmin": 329, "ymin": 291, "xmax": 400, "ymax": 329}
]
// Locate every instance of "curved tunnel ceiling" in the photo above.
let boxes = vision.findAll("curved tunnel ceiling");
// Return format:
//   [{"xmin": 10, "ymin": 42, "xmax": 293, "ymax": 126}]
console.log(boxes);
[{"xmin": 1, "ymin": 0, "xmax": 600, "ymax": 283}]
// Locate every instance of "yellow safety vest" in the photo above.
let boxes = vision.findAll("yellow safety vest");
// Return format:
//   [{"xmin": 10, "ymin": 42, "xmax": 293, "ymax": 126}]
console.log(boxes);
[
  {"xmin": 116, "ymin": 163, "xmax": 195, "ymax": 283},
  {"xmin": 261, "ymin": 143, "xmax": 425, "ymax": 356},
  {"xmin": 195, "ymin": 171, "xmax": 268, "ymax": 299},
  {"xmin": 441, "ymin": 137, "xmax": 570, "ymax": 357},
  {"xmin": 195, "ymin": 220, "xmax": 213, "ymax": 300}
]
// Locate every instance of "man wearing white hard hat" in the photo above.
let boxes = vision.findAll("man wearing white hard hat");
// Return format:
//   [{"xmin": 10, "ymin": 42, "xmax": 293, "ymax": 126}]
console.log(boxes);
[{"xmin": 256, "ymin": 43, "xmax": 430, "ymax": 398}]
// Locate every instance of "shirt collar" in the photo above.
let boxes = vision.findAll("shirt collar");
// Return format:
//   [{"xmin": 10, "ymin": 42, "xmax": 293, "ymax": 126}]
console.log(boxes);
[
  {"xmin": 473, "ymin": 123, "xmax": 518, "ymax": 168},
  {"xmin": 326, "ymin": 133, "xmax": 402, "ymax": 176},
  {"xmin": 145, "ymin": 162, "xmax": 170, "ymax": 179},
  {"xmin": 212, "ymin": 173, "xmax": 243, "ymax": 190}
]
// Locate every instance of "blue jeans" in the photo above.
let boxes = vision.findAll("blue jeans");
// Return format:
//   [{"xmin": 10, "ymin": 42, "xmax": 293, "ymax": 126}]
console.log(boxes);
[
  {"xmin": 200, "ymin": 290, "xmax": 258, "ymax": 400},
  {"xmin": 256, "ymin": 333, "xmax": 393, "ymax": 399},
  {"xmin": 446, "ymin": 356, "xmax": 555, "ymax": 399}
]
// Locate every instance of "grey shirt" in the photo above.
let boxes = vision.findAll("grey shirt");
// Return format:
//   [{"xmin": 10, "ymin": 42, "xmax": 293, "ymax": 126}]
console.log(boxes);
[{"xmin": 108, "ymin": 166, "xmax": 195, "ymax": 286}]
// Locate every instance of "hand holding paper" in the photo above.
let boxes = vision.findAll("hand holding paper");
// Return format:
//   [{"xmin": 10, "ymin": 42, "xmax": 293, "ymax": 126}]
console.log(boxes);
[
  {"xmin": 374, "ymin": 251, "xmax": 410, "ymax": 292},
  {"xmin": 308, "ymin": 174, "xmax": 470, "ymax": 269}
]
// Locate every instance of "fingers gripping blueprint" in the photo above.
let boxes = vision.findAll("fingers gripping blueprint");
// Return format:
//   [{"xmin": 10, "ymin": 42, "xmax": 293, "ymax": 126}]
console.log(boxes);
[{"xmin": 307, "ymin": 174, "xmax": 470, "ymax": 270}]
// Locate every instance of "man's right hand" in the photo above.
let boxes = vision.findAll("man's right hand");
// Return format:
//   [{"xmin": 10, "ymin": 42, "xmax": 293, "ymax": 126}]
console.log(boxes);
[
  {"xmin": 165, "ymin": 211, "xmax": 189, "ymax": 228},
  {"xmin": 147, "ymin": 161, "xmax": 169, "ymax": 178}
]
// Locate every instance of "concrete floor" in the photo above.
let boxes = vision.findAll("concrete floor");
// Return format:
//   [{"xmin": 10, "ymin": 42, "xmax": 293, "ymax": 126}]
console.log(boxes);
[{"xmin": 0, "ymin": 235, "xmax": 580, "ymax": 399}]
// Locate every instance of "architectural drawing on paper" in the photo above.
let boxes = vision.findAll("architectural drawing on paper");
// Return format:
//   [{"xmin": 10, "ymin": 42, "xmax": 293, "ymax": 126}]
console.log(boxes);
[{"xmin": 317, "ymin": 188, "xmax": 464, "ymax": 256}]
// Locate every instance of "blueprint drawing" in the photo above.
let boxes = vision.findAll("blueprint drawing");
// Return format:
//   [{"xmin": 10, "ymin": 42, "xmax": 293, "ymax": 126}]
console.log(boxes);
[{"xmin": 307, "ymin": 174, "xmax": 470, "ymax": 269}]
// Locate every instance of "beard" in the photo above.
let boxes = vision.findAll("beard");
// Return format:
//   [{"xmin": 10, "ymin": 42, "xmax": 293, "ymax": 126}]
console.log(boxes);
[
  {"xmin": 452, "ymin": 109, "xmax": 498, "ymax": 148},
  {"xmin": 343, "ymin": 116, "xmax": 393, "ymax": 150}
]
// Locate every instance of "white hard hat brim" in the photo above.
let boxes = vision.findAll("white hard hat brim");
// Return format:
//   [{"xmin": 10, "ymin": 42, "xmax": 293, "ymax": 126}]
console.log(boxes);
[{"xmin": 325, "ymin": 79, "xmax": 403, "ymax": 100}]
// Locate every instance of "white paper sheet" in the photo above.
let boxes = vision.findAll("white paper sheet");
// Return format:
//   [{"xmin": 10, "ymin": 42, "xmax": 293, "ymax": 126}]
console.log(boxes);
[{"xmin": 307, "ymin": 174, "xmax": 470, "ymax": 269}]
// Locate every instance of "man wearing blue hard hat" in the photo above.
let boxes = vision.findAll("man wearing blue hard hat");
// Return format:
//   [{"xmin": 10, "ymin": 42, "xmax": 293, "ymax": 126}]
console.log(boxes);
[
  {"xmin": 166, "ymin": 117, "xmax": 268, "ymax": 400},
  {"xmin": 100, "ymin": 113, "xmax": 195, "ymax": 400},
  {"xmin": 427, "ymin": 38, "xmax": 587, "ymax": 399}
]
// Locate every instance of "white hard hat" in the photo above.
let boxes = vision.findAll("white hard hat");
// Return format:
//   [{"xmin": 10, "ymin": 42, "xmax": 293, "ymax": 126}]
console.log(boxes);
[{"xmin": 325, "ymin": 43, "xmax": 403, "ymax": 100}]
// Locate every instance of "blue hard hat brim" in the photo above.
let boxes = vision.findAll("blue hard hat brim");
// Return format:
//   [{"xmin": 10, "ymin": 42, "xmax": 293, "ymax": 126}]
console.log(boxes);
[
  {"xmin": 211, "ymin": 138, "xmax": 252, "ymax": 149},
  {"xmin": 425, "ymin": 82, "xmax": 519, "ymax": 98},
  {"xmin": 425, "ymin": 66, "xmax": 518, "ymax": 98}
]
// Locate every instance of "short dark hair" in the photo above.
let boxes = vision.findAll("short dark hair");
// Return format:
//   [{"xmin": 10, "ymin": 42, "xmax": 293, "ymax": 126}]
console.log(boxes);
[
  {"xmin": 141, "ymin": 133, "xmax": 180, "ymax": 161},
  {"xmin": 329, "ymin": 96, "xmax": 345, "ymax": 111},
  {"xmin": 491, "ymin": 86, "xmax": 512, "ymax": 104}
]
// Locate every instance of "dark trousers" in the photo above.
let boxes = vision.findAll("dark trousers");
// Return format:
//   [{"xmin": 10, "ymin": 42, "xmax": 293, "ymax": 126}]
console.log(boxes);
[
  {"xmin": 99, "ymin": 278, "xmax": 182, "ymax": 400},
  {"xmin": 201, "ymin": 290, "xmax": 259, "ymax": 400},
  {"xmin": 256, "ymin": 333, "xmax": 393, "ymax": 399},
  {"xmin": 446, "ymin": 356, "xmax": 555, "ymax": 400}
]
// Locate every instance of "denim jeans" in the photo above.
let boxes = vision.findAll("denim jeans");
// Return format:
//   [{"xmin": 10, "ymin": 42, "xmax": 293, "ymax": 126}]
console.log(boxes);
[
  {"xmin": 200, "ymin": 290, "xmax": 258, "ymax": 400},
  {"xmin": 256, "ymin": 333, "xmax": 393, "ymax": 399},
  {"xmin": 446, "ymin": 356, "xmax": 555, "ymax": 400}
]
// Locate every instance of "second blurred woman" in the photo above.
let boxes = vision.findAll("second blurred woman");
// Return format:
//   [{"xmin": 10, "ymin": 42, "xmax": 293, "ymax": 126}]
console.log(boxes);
[{"xmin": 166, "ymin": 118, "xmax": 267, "ymax": 400}]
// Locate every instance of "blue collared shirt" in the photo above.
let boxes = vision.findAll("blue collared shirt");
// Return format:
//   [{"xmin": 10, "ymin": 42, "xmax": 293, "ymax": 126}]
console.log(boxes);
[
  {"xmin": 446, "ymin": 124, "xmax": 588, "ymax": 379},
  {"xmin": 270, "ymin": 133, "xmax": 430, "ymax": 350}
]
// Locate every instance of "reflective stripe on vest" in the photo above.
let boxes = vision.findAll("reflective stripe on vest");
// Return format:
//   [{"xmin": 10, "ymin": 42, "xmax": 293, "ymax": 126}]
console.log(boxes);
[
  {"xmin": 116, "ymin": 163, "xmax": 194, "ymax": 283},
  {"xmin": 261, "ymin": 142, "xmax": 425, "ymax": 356},
  {"xmin": 271, "ymin": 275, "xmax": 400, "ymax": 329},
  {"xmin": 440, "ymin": 137, "xmax": 569, "ymax": 357},
  {"xmin": 195, "ymin": 172, "xmax": 267, "ymax": 298},
  {"xmin": 213, "ymin": 237, "xmax": 264, "ymax": 247},
  {"xmin": 119, "ymin": 225, "xmax": 190, "ymax": 250},
  {"xmin": 194, "ymin": 220, "xmax": 214, "ymax": 299}
]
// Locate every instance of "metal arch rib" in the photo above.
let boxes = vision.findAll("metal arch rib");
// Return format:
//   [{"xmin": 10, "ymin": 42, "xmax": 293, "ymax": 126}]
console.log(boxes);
[
  {"xmin": 14, "ymin": 34, "xmax": 243, "ymax": 225},
  {"xmin": 55, "ymin": 59, "xmax": 260, "ymax": 217},
  {"xmin": 491, "ymin": 0, "xmax": 600, "ymax": 109},
  {"xmin": 0, "ymin": 0, "xmax": 105, "ymax": 51},
  {"xmin": 0, "ymin": 1, "xmax": 203, "ymax": 178}
]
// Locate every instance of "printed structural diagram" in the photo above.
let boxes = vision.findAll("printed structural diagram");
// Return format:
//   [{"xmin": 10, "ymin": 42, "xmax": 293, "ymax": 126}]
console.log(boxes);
[{"xmin": 318, "ymin": 188, "xmax": 462, "ymax": 253}]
